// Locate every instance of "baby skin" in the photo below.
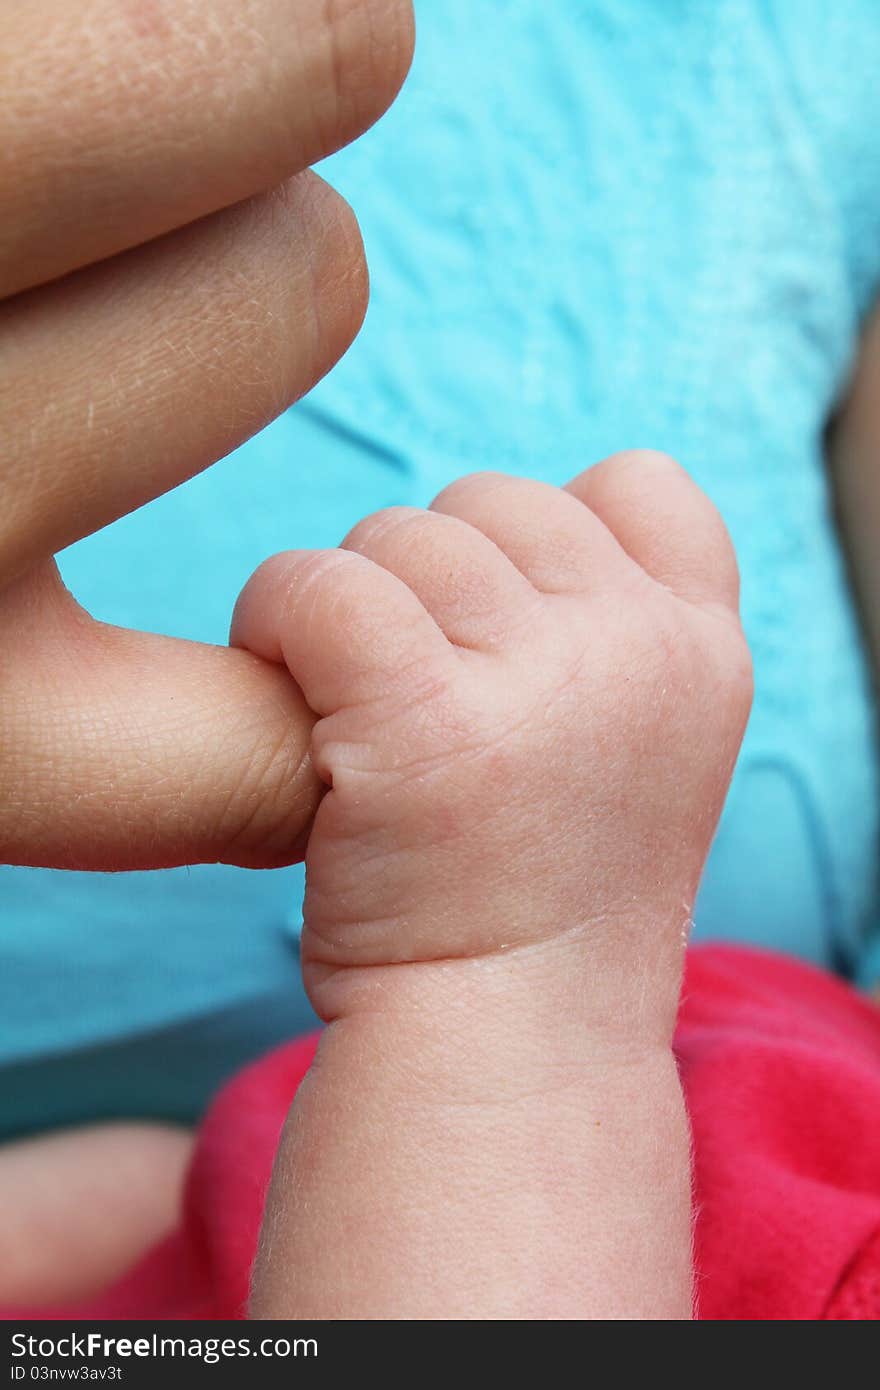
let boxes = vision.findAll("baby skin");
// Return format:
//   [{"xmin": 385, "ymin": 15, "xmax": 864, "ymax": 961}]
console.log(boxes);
[
  {"xmin": 1, "ymin": 452, "xmax": 752, "ymax": 1318},
  {"xmin": 238, "ymin": 451, "xmax": 753, "ymax": 1319}
]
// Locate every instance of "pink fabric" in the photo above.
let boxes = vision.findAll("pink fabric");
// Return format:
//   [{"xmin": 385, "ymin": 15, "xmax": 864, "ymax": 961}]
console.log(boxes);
[
  {"xmin": 6, "ymin": 946, "xmax": 880, "ymax": 1320},
  {"xmin": 681, "ymin": 947, "xmax": 880, "ymax": 1319}
]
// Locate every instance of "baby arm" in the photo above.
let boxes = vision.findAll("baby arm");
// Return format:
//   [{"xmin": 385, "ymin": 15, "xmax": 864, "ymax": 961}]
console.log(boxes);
[{"xmin": 236, "ymin": 454, "xmax": 753, "ymax": 1319}]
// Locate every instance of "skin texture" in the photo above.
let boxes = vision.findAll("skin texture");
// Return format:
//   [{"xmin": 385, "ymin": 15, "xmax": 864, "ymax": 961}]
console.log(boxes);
[
  {"xmin": 0, "ymin": 0, "xmax": 414, "ymax": 298},
  {"xmin": 241, "ymin": 454, "xmax": 754, "ymax": 1319},
  {"xmin": 0, "ymin": 0, "xmax": 414, "ymax": 870}
]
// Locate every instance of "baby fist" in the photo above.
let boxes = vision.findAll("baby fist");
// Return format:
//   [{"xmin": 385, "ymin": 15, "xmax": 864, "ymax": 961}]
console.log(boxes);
[{"xmin": 232, "ymin": 453, "xmax": 752, "ymax": 1025}]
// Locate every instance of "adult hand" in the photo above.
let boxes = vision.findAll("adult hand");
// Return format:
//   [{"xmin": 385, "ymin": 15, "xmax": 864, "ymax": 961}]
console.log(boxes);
[{"xmin": 0, "ymin": 0, "xmax": 413, "ymax": 870}]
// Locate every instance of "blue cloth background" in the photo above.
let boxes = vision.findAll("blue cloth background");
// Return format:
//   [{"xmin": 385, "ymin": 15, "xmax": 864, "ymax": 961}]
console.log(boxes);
[{"xmin": 4, "ymin": 0, "xmax": 880, "ymax": 1137}]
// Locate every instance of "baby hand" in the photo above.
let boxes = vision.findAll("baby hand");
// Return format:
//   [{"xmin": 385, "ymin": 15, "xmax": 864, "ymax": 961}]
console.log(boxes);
[{"xmin": 232, "ymin": 453, "xmax": 752, "ymax": 1034}]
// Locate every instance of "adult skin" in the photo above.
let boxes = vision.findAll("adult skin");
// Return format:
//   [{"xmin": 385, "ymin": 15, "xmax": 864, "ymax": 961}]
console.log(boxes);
[{"xmin": 0, "ymin": 0, "xmax": 414, "ymax": 870}]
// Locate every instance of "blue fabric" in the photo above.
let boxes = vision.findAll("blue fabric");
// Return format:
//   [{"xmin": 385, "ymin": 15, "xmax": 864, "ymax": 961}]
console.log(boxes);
[{"xmin": 4, "ymin": 0, "xmax": 880, "ymax": 1135}]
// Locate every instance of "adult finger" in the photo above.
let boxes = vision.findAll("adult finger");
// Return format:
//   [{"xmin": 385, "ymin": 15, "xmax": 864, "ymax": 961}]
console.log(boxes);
[
  {"xmin": 0, "ymin": 173, "xmax": 367, "ymax": 589},
  {"xmin": 0, "ymin": 564, "xmax": 323, "ymax": 870},
  {"xmin": 0, "ymin": 0, "xmax": 414, "ymax": 295}
]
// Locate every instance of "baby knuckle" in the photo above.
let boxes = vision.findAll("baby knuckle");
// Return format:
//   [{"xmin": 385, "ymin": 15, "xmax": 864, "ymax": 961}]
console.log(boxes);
[
  {"xmin": 343, "ymin": 505, "xmax": 424, "ymax": 556},
  {"xmin": 719, "ymin": 626, "xmax": 755, "ymax": 720},
  {"xmin": 609, "ymin": 447, "xmax": 686, "ymax": 481},
  {"xmin": 431, "ymin": 470, "xmax": 509, "ymax": 512},
  {"xmin": 688, "ymin": 619, "xmax": 754, "ymax": 736}
]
